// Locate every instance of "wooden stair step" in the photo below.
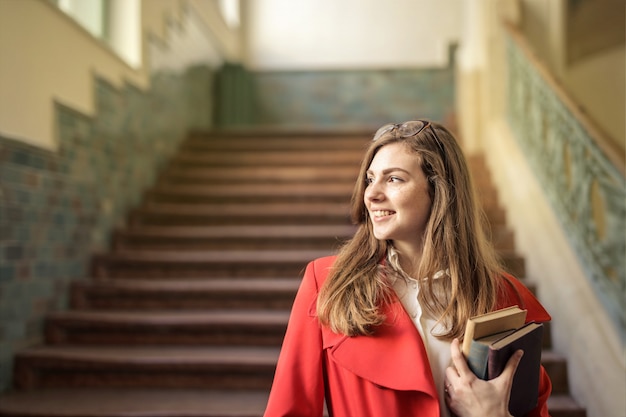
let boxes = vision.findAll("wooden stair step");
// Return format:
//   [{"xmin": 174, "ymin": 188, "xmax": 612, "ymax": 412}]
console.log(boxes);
[
  {"xmin": 130, "ymin": 202, "xmax": 351, "ymax": 226},
  {"xmin": 498, "ymin": 251, "xmax": 526, "ymax": 278},
  {"xmin": 184, "ymin": 132, "xmax": 369, "ymax": 151},
  {"xmin": 91, "ymin": 249, "xmax": 333, "ymax": 278},
  {"xmin": 71, "ymin": 278, "xmax": 300, "ymax": 310},
  {"xmin": 482, "ymin": 204, "xmax": 507, "ymax": 226},
  {"xmin": 171, "ymin": 150, "xmax": 362, "ymax": 167},
  {"xmin": 146, "ymin": 183, "xmax": 352, "ymax": 204},
  {"xmin": 0, "ymin": 388, "xmax": 269, "ymax": 417},
  {"xmin": 541, "ymin": 350, "xmax": 570, "ymax": 394},
  {"xmin": 160, "ymin": 165, "xmax": 359, "ymax": 184},
  {"xmin": 14, "ymin": 346, "xmax": 279, "ymax": 390},
  {"xmin": 475, "ymin": 189, "xmax": 500, "ymax": 207},
  {"xmin": 45, "ymin": 310, "xmax": 289, "ymax": 346},
  {"xmin": 490, "ymin": 227, "xmax": 515, "ymax": 251},
  {"xmin": 547, "ymin": 394, "xmax": 587, "ymax": 417},
  {"xmin": 113, "ymin": 224, "xmax": 356, "ymax": 250}
]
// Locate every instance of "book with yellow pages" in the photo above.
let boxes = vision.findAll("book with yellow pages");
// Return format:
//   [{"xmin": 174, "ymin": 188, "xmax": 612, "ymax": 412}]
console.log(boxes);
[
  {"xmin": 461, "ymin": 305, "xmax": 527, "ymax": 357},
  {"xmin": 463, "ymin": 306, "xmax": 544, "ymax": 416}
]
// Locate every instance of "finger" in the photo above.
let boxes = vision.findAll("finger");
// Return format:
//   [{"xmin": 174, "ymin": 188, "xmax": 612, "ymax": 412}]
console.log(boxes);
[
  {"xmin": 445, "ymin": 365, "xmax": 460, "ymax": 385},
  {"xmin": 500, "ymin": 349, "xmax": 524, "ymax": 381},
  {"xmin": 449, "ymin": 338, "xmax": 471, "ymax": 378},
  {"xmin": 496, "ymin": 349, "xmax": 524, "ymax": 394}
]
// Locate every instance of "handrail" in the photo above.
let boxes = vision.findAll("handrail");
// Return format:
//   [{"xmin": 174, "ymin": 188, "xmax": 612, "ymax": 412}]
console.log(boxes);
[
  {"xmin": 504, "ymin": 22, "xmax": 625, "ymax": 176},
  {"xmin": 503, "ymin": 21, "xmax": 625, "ymax": 337}
]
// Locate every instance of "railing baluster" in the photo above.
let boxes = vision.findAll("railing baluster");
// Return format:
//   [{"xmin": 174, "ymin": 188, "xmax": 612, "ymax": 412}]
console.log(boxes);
[{"xmin": 505, "ymin": 30, "xmax": 626, "ymax": 337}]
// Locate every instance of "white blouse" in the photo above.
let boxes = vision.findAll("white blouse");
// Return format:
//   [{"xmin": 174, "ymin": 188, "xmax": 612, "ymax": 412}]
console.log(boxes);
[{"xmin": 391, "ymin": 272, "xmax": 452, "ymax": 417}]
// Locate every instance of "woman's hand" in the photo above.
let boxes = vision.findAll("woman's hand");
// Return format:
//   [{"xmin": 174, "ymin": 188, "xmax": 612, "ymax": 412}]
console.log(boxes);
[{"xmin": 444, "ymin": 338, "xmax": 522, "ymax": 417}]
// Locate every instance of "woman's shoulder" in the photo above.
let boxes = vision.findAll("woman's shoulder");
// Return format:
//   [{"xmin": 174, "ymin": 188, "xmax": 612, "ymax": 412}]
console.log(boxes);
[
  {"xmin": 498, "ymin": 272, "xmax": 552, "ymax": 323},
  {"xmin": 306, "ymin": 255, "xmax": 338, "ymax": 286},
  {"xmin": 310, "ymin": 255, "xmax": 337, "ymax": 271}
]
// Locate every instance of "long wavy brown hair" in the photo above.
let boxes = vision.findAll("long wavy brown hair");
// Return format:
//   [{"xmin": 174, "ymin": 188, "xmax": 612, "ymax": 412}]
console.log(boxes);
[{"xmin": 317, "ymin": 121, "xmax": 504, "ymax": 339}]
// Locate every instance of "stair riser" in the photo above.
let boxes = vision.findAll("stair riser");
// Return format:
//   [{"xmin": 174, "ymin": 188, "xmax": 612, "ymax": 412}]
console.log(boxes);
[
  {"xmin": 46, "ymin": 325, "xmax": 287, "ymax": 347},
  {"xmin": 483, "ymin": 206, "xmax": 506, "ymax": 225},
  {"xmin": 548, "ymin": 409, "xmax": 587, "ymax": 417},
  {"xmin": 145, "ymin": 193, "xmax": 350, "ymax": 205},
  {"xmin": 500, "ymin": 254, "xmax": 525, "ymax": 278},
  {"xmin": 14, "ymin": 364, "xmax": 275, "ymax": 390},
  {"xmin": 160, "ymin": 165, "xmax": 359, "ymax": 184},
  {"xmin": 542, "ymin": 358, "xmax": 569, "ymax": 394},
  {"xmin": 113, "ymin": 237, "xmax": 350, "ymax": 251},
  {"xmin": 490, "ymin": 228, "xmax": 514, "ymax": 251},
  {"xmin": 171, "ymin": 152, "xmax": 363, "ymax": 167},
  {"xmin": 182, "ymin": 137, "xmax": 369, "ymax": 152},
  {"xmin": 71, "ymin": 289, "xmax": 297, "ymax": 311},
  {"xmin": 72, "ymin": 296, "xmax": 296, "ymax": 311},
  {"xmin": 161, "ymin": 174, "xmax": 358, "ymax": 186},
  {"xmin": 92, "ymin": 262, "xmax": 309, "ymax": 279},
  {"xmin": 161, "ymin": 176, "xmax": 357, "ymax": 186},
  {"xmin": 129, "ymin": 213, "xmax": 352, "ymax": 226}
]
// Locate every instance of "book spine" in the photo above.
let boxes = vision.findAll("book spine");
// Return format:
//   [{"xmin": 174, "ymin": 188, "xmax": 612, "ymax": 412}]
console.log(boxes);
[{"xmin": 466, "ymin": 340, "xmax": 490, "ymax": 380}]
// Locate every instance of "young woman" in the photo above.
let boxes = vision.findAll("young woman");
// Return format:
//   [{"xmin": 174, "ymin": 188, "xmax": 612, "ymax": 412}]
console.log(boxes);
[{"xmin": 264, "ymin": 120, "xmax": 552, "ymax": 417}]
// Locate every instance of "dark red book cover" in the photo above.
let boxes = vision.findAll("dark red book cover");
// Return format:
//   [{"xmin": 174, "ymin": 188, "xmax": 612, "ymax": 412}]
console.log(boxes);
[{"xmin": 487, "ymin": 322, "xmax": 544, "ymax": 416}]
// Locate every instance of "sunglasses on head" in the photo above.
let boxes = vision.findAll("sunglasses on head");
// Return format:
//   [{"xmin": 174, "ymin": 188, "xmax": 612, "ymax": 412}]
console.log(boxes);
[
  {"xmin": 372, "ymin": 119, "xmax": 446, "ymax": 155},
  {"xmin": 372, "ymin": 120, "xmax": 433, "ymax": 142}
]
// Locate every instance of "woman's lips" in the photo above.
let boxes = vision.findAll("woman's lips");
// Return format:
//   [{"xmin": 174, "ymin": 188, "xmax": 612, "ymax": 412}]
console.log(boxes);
[{"xmin": 371, "ymin": 210, "xmax": 395, "ymax": 218}]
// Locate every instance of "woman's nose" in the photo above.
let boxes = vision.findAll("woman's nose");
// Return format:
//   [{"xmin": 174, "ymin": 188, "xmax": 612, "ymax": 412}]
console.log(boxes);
[{"xmin": 365, "ymin": 181, "xmax": 383, "ymax": 202}]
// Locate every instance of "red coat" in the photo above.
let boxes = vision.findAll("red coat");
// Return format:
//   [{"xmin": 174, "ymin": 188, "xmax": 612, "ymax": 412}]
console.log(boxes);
[{"xmin": 264, "ymin": 255, "xmax": 552, "ymax": 417}]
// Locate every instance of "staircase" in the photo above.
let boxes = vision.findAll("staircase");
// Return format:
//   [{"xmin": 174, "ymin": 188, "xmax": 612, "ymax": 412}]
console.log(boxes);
[{"xmin": 0, "ymin": 130, "xmax": 585, "ymax": 417}]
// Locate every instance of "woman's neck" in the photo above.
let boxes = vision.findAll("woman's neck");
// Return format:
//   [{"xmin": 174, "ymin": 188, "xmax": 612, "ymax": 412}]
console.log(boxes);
[{"xmin": 392, "ymin": 241, "xmax": 423, "ymax": 278}]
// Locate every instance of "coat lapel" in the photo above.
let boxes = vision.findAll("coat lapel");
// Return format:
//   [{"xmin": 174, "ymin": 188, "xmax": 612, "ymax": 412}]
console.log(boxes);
[{"xmin": 319, "ymin": 299, "xmax": 438, "ymax": 398}]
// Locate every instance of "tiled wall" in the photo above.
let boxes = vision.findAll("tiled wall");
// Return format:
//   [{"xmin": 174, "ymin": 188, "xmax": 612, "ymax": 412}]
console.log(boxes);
[
  {"xmin": 213, "ymin": 64, "xmax": 456, "ymax": 128},
  {"xmin": 251, "ymin": 67, "xmax": 456, "ymax": 127},
  {"xmin": 0, "ymin": 65, "xmax": 215, "ymax": 392}
]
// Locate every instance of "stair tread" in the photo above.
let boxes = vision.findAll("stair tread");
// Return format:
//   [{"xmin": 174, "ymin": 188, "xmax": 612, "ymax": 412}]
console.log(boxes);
[
  {"xmin": 119, "ymin": 224, "xmax": 356, "ymax": 238},
  {"xmin": 48, "ymin": 309, "xmax": 290, "ymax": 325},
  {"xmin": 97, "ymin": 249, "xmax": 334, "ymax": 263},
  {"xmin": 185, "ymin": 133, "xmax": 368, "ymax": 147},
  {"xmin": 0, "ymin": 388, "xmax": 268, "ymax": 416},
  {"xmin": 18, "ymin": 345, "xmax": 279, "ymax": 365},
  {"xmin": 547, "ymin": 393, "xmax": 586, "ymax": 410},
  {"xmin": 75, "ymin": 277, "xmax": 301, "ymax": 292},
  {"xmin": 151, "ymin": 182, "xmax": 353, "ymax": 196},
  {"xmin": 540, "ymin": 350, "xmax": 565, "ymax": 361},
  {"xmin": 163, "ymin": 165, "xmax": 358, "ymax": 180},
  {"xmin": 141, "ymin": 200, "xmax": 349, "ymax": 211},
  {"xmin": 172, "ymin": 151, "xmax": 362, "ymax": 166}
]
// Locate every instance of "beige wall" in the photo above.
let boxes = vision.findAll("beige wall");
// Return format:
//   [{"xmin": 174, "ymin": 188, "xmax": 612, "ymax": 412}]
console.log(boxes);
[
  {"xmin": 0, "ymin": 0, "xmax": 147, "ymax": 149},
  {"xmin": 0, "ymin": 0, "xmax": 238, "ymax": 150},
  {"xmin": 519, "ymin": 0, "xmax": 625, "ymax": 149},
  {"xmin": 562, "ymin": 46, "xmax": 625, "ymax": 147},
  {"xmin": 242, "ymin": 0, "xmax": 463, "ymax": 70}
]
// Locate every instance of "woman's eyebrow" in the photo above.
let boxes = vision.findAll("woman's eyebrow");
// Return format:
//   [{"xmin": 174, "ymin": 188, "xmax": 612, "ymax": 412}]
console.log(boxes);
[{"xmin": 366, "ymin": 167, "xmax": 411, "ymax": 175}]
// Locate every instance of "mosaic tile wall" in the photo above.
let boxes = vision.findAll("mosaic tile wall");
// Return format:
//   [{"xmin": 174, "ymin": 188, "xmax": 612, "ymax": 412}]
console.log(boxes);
[
  {"xmin": 251, "ymin": 67, "xmax": 456, "ymax": 127},
  {"xmin": 0, "ymin": 65, "xmax": 215, "ymax": 392}
]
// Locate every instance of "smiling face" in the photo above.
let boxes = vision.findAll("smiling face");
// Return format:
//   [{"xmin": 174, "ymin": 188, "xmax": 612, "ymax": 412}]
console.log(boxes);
[{"xmin": 364, "ymin": 142, "xmax": 432, "ymax": 257}]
